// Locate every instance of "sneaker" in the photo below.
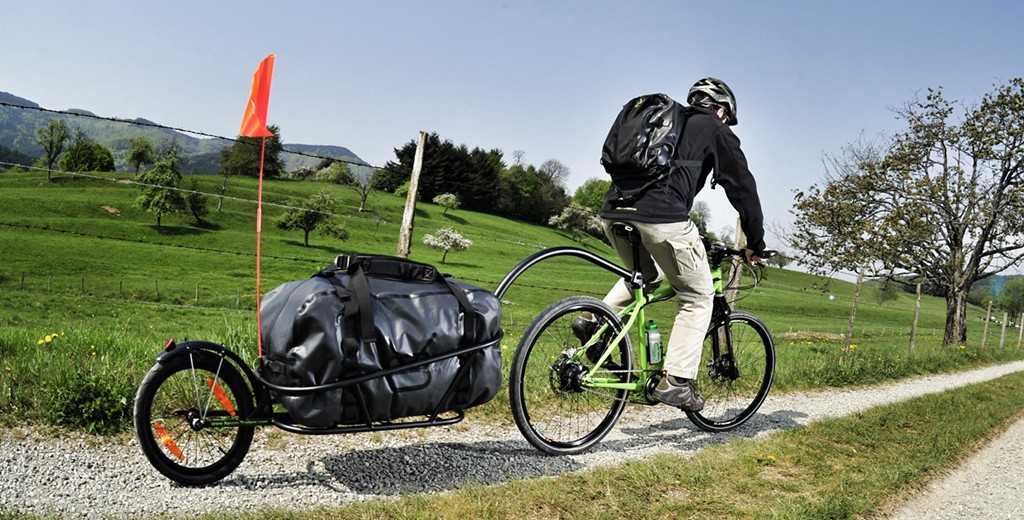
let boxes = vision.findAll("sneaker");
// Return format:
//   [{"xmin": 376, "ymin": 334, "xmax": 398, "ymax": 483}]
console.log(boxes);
[
  {"xmin": 652, "ymin": 375, "xmax": 705, "ymax": 412},
  {"xmin": 571, "ymin": 316, "xmax": 605, "ymax": 364}
]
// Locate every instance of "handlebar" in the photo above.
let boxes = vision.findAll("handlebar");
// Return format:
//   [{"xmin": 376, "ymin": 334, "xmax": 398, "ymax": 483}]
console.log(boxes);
[{"xmin": 702, "ymin": 237, "xmax": 778, "ymax": 266}]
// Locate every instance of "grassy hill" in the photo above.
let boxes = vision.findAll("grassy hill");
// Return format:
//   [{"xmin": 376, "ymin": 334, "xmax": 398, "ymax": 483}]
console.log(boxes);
[{"xmin": 0, "ymin": 168, "xmax": 1020, "ymax": 432}]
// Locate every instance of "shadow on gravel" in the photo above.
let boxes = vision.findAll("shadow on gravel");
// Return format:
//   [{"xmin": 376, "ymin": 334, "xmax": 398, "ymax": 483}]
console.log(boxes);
[
  {"xmin": 218, "ymin": 440, "xmax": 583, "ymax": 495},
  {"xmin": 217, "ymin": 408, "xmax": 809, "ymax": 495},
  {"xmin": 321, "ymin": 441, "xmax": 582, "ymax": 494},
  {"xmin": 613, "ymin": 407, "xmax": 809, "ymax": 452}
]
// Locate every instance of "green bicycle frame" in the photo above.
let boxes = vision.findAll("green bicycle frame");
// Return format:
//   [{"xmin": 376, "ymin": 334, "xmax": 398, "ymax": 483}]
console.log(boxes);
[{"xmin": 581, "ymin": 262, "xmax": 728, "ymax": 391}]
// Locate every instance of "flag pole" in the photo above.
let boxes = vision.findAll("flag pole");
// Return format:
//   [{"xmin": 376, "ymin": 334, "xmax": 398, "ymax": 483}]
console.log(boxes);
[
  {"xmin": 256, "ymin": 136, "xmax": 267, "ymax": 358},
  {"xmin": 238, "ymin": 53, "xmax": 274, "ymax": 359}
]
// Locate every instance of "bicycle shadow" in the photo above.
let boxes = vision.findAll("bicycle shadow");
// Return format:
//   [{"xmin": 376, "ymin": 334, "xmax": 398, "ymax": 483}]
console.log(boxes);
[
  {"xmin": 217, "ymin": 408, "xmax": 807, "ymax": 495},
  {"xmin": 219, "ymin": 439, "xmax": 583, "ymax": 495},
  {"xmin": 611, "ymin": 407, "xmax": 809, "ymax": 452}
]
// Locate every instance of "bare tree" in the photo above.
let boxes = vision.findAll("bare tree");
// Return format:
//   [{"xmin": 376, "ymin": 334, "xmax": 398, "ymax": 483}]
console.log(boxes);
[
  {"xmin": 350, "ymin": 165, "xmax": 376, "ymax": 212},
  {"xmin": 791, "ymin": 80, "xmax": 1024, "ymax": 346}
]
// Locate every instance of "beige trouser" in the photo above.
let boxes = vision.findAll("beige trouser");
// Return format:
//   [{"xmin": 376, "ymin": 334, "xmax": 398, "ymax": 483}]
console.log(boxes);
[{"xmin": 601, "ymin": 219, "xmax": 714, "ymax": 380}]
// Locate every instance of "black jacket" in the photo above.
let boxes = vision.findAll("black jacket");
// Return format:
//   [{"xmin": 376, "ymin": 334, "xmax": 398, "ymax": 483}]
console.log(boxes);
[{"xmin": 600, "ymin": 105, "xmax": 766, "ymax": 253}]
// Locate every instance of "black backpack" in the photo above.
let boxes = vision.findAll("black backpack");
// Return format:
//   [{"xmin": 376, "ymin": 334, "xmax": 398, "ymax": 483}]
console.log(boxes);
[{"xmin": 600, "ymin": 93, "xmax": 702, "ymax": 206}]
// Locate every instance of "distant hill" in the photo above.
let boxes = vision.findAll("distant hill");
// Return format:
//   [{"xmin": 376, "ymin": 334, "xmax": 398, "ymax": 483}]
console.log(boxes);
[{"xmin": 0, "ymin": 91, "xmax": 366, "ymax": 174}]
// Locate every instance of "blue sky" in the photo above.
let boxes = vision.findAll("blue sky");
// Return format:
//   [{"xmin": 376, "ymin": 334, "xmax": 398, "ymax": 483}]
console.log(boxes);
[{"xmin": 4, "ymin": 1, "xmax": 1023, "ymax": 247}]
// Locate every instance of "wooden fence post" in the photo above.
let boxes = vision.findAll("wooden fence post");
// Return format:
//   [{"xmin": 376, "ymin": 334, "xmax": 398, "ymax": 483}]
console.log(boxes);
[
  {"xmin": 396, "ymin": 131, "xmax": 427, "ymax": 258},
  {"xmin": 845, "ymin": 267, "xmax": 865, "ymax": 352},
  {"xmin": 981, "ymin": 301, "xmax": 993, "ymax": 350},
  {"xmin": 1018, "ymin": 312, "xmax": 1023, "ymax": 350},
  {"xmin": 1000, "ymin": 312, "xmax": 1008, "ymax": 349}
]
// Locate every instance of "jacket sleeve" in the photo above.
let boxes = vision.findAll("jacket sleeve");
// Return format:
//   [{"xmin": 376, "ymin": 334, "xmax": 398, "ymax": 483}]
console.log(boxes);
[{"xmin": 712, "ymin": 128, "xmax": 767, "ymax": 253}]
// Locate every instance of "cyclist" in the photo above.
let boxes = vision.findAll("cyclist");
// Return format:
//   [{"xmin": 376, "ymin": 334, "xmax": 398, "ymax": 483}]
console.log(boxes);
[{"xmin": 575, "ymin": 77, "xmax": 768, "ymax": 412}]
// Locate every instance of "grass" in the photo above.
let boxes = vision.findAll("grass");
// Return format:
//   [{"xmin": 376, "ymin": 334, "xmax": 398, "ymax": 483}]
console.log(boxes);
[
  {"xmin": 1, "ymin": 168, "xmax": 1023, "ymax": 433},
  {"xmin": 3, "ymin": 169, "xmax": 1024, "ymax": 519},
  {"xmin": 195, "ymin": 370, "xmax": 1024, "ymax": 520}
]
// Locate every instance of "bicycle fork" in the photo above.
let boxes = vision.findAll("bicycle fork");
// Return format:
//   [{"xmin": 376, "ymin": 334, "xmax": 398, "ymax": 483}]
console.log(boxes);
[{"xmin": 707, "ymin": 295, "xmax": 740, "ymax": 380}]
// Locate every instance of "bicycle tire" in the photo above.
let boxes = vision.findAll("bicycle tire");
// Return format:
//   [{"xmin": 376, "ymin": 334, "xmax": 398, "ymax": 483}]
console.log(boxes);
[
  {"xmin": 134, "ymin": 349, "xmax": 255, "ymax": 485},
  {"xmin": 686, "ymin": 311, "xmax": 775, "ymax": 432},
  {"xmin": 509, "ymin": 296, "xmax": 633, "ymax": 455}
]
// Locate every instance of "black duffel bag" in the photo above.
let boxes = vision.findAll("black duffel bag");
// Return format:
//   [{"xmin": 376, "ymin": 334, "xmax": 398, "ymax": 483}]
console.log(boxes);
[{"xmin": 257, "ymin": 254, "xmax": 502, "ymax": 427}]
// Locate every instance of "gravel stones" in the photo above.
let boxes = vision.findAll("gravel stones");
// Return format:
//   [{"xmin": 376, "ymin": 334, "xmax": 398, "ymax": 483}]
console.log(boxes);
[{"xmin": 2, "ymin": 361, "xmax": 1023, "ymax": 519}]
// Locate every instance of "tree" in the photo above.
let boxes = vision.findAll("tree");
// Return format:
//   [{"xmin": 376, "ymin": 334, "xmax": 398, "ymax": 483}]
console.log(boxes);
[
  {"xmin": 433, "ymin": 193, "xmax": 460, "ymax": 215},
  {"xmin": 377, "ymin": 133, "xmax": 502, "ymax": 212},
  {"xmin": 315, "ymin": 160, "xmax": 354, "ymax": 185},
  {"xmin": 36, "ymin": 118, "xmax": 71, "ymax": 180},
  {"xmin": 423, "ymin": 227, "xmax": 472, "ymax": 263},
  {"xmin": 548, "ymin": 202, "xmax": 603, "ymax": 243},
  {"xmin": 791, "ymin": 80, "xmax": 1024, "ymax": 345},
  {"xmin": 997, "ymin": 277, "xmax": 1024, "ymax": 320},
  {"xmin": 689, "ymin": 201, "xmax": 713, "ymax": 235},
  {"xmin": 277, "ymin": 188, "xmax": 349, "ymax": 246},
  {"xmin": 126, "ymin": 137, "xmax": 155, "ymax": 174},
  {"xmin": 572, "ymin": 178, "xmax": 610, "ymax": 214},
  {"xmin": 135, "ymin": 158, "xmax": 186, "ymax": 228},
  {"xmin": 183, "ymin": 178, "xmax": 209, "ymax": 225},
  {"xmin": 349, "ymin": 165, "xmax": 376, "ymax": 212},
  {"xmin": 219, "ymin": 124, "xmax": 285, "ymax": 178},
  {"xmin": 59, "ymin": 134, "xmax": 115, "ymax": 173}
]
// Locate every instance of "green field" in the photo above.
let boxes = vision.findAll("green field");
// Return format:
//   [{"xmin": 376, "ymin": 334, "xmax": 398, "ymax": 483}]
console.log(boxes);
[{"xmin": 1, "ymin": 169, "xmax": 1022, "ymax": 433}]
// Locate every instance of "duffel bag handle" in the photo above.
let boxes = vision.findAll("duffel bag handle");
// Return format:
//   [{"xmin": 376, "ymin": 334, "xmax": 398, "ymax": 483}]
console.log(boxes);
[
  {"xmin": 331, "ymin": 254, "xmax": 478, "ymax": 346},
  {"xmin": 334, "ymin": 254, "xmax": 439, "ymax": 283}
]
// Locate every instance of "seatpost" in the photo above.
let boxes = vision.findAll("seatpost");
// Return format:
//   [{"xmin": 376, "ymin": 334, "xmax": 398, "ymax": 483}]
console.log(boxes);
[{"xmin": 611, "ymin": 222, "xmax": 645, "ymax": 291}]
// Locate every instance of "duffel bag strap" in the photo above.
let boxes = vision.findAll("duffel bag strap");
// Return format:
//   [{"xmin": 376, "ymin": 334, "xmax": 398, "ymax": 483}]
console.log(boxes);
[
  {"xmin": 335, "ymin": 254, "xmax": 479, "ymax": 346},
  {"xmin": 317, "ymin": 267, "xmax": 376, "ymax": 346},
  {"xmin": 439, "ymin": 275, "xmax": 478, "ymax": 344}
]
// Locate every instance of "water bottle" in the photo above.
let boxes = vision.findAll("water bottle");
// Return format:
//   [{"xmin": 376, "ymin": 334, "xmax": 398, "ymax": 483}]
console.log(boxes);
[{"xmin": 645, "ymin": 320, "xmax": 662, "ymax": 365}]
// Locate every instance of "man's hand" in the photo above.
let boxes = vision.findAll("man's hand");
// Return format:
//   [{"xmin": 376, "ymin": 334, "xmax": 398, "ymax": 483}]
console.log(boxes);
[{"xmin": 743, "ymin": 249, "xmax": 767, "ymax": 265}]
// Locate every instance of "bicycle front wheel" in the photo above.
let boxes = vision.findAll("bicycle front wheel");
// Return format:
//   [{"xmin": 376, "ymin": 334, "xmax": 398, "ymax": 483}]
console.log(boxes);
[
  {"xmin": 134, "ymin": 349, "xmax": 255, "ymax": 485},
  {"xmin": 509, "ymin": 296, "xmax": 633, "ymax": 455},
  {"xmin": 686, "ymin": 311, "xmax": 775, "ymax": 432}
]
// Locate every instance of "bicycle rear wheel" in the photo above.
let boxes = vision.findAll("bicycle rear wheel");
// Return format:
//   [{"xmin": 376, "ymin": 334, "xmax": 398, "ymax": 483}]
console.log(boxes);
[
  {"xmin": 134, "ymin": 349, "xmax": 255, "ymax": 485},
  {"xmin": 686, "ymin": 311, "xmax": 774, "ymax": 432},
  {"xmin": 509, "ymin": 296, "xmax": 633, "ymax": 455}
]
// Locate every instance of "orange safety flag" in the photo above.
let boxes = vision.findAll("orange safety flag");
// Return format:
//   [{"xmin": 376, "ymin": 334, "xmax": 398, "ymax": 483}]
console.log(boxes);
[{"xmin": 239, "ymin": 54, "xmax": 275, "ymax": 137}]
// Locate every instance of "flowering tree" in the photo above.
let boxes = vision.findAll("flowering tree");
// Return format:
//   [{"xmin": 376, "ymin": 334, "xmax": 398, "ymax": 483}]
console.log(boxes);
[
  {"xmin": 433, "ymin": 193, "xmax": 460, "ymax": 215},
  {"xmin": 549, "ymin": 202, "xmax": 602, "ymax": 243},
  {"xmin": 423, "ymin": 227, "xmax": 472, "ymax": 263}
]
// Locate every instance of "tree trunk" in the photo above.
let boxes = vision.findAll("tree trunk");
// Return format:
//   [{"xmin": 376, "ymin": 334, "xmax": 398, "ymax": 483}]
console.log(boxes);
[
  {"xmin": 303, "ymin": 229, "xmax": 310, "ymax": 247},
  {"xmin": 943, "ymin": 289, "xmax": 969, "ymax": 346},
  {"xmin": 441, "ymin": 249, "xmax": 449, "ymax": 263}
]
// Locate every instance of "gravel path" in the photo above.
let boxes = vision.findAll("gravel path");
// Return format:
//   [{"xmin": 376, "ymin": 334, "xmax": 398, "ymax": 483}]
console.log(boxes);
[{"xmin": 2, "ymin": 360, "xmax": 1023, "ymax": 519}]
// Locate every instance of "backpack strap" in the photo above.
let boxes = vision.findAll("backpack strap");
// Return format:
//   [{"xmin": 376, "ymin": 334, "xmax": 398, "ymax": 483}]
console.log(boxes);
[{"xmin": 609, "ymin": 158, "xmax": 704, "ymax": 207}]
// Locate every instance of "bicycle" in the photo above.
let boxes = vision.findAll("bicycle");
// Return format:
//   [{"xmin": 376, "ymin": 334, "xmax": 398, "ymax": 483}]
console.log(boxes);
[{"xmin": 507, "ymin": 222, "xmax": 776, "ymax": 455}]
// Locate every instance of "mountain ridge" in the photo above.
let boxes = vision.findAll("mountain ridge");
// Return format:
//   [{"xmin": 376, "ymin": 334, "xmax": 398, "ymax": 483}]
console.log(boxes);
[{"xmin": 0, "ymin": 91, "xmax": 366, "ymax": 173}]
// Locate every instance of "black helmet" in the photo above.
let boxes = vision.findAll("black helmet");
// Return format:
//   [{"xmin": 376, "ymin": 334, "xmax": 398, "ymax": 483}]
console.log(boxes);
[{"xmin": 687, "ymin": 77, "xmax": 738, "ymax": 126}]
